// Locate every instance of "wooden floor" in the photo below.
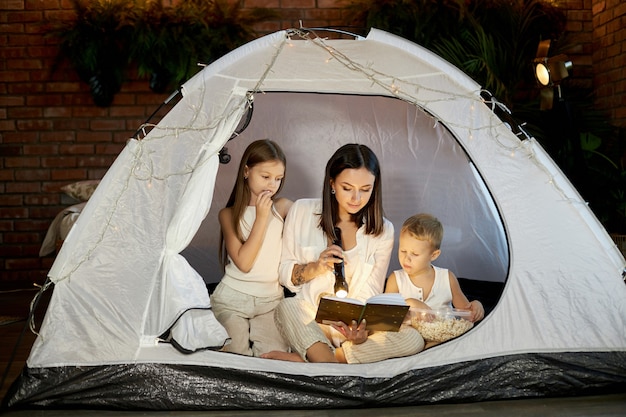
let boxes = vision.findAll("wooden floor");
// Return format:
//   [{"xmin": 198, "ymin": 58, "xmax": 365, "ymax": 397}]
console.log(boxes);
[{"xmin": 2, "ymin": 287, "xmax": 625, "ymax": 417}]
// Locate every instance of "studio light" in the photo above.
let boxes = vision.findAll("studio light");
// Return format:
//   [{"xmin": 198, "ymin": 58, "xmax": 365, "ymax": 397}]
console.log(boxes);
[
  {"xmin": 535, "ymin": 61, "xmax": 550, "ymax": 86},
  {"xmin": 533, "ymin": 39, "xmax": 573, "ymax": 110}
]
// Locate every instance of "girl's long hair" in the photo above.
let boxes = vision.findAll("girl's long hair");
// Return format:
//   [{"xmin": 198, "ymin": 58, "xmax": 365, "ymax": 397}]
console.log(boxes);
[
  {"xmin": 219, "ymin": 139, "xmax": 286, "ymax": 269},
  {"xmin": 319, "ymin": 143, "xmax": 384, "ymax": 241}
]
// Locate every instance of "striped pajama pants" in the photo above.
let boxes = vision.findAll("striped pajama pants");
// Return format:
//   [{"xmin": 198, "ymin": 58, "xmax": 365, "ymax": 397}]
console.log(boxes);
[{"xmin": 274, "ymin": 296, "xmax": 424, "ymax": 363}]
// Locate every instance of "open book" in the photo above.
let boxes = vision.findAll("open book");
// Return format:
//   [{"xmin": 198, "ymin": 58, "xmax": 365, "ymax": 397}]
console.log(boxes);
[{"xmin": 315, "ymin": 293, "xmax": 409, "ymax": 332}]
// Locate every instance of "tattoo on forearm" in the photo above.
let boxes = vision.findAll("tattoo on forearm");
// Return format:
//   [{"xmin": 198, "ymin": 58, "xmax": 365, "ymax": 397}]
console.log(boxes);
[{"xmin": 293, "ymin": 264, "xmax": 306, "ymax": 286}]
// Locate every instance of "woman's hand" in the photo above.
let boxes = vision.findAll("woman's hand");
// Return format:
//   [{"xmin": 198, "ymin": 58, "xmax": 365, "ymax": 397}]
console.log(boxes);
[
  {"xmin": 330, "ymin": 319, "xmax": 369, "ymax": 345},
  {"xmin": 317, "ymin": 244, "xmax": 344, "ymax": 270},
  {"xmin": 291, "ymin": 244, "xmax": 344, "ymax": 286}
]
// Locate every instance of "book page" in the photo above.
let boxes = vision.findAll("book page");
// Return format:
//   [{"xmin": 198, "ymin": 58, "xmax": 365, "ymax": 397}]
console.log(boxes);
[
  {"xmin": 321, "ymin": 296, "xmax": 364, "ymax": 306},
  {"xmin": 366, "ymin": 293, "xmax": 407, "ymax": 306}
]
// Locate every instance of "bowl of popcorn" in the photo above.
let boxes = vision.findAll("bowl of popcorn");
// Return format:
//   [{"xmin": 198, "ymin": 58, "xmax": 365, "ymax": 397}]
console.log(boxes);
[{"xmin": 410, "ymin": 307, "xmax": 474, "ymax": 342}]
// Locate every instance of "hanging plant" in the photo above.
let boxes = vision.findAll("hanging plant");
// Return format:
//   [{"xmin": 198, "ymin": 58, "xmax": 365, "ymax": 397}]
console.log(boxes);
[
  {"xmin": 48, "ymin": 0, "xmax": 278, "ymax": 102},
  {"xmin": 48, "ymin": 0, "xmax": 135, "ymax": 107},
  {"xmin": 130, "ymin": 0, "xmax": 278, "ymax": 94}
]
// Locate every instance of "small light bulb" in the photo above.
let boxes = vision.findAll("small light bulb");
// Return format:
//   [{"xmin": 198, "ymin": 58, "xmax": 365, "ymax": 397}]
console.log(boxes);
[{"xmin": 335, "ymin": 289, "xmax": 348, "ymax": 298}]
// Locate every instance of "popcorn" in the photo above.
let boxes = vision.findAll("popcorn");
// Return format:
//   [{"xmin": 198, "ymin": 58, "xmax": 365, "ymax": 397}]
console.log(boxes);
[{"xmin": 410, "ymin": 308, "xmax": 474, "ymax": 342}]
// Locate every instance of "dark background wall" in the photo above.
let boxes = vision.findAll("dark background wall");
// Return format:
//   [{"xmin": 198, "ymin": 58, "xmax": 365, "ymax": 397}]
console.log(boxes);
[{"xmin": 0, "ymin": 0, "xmax": 623, "ymax": 288}]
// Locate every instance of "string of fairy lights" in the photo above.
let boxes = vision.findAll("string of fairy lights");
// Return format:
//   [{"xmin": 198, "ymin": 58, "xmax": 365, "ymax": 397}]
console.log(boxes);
[{"xmin": 45, "ymin": 27, "xmax": 609, "ymax": 297}]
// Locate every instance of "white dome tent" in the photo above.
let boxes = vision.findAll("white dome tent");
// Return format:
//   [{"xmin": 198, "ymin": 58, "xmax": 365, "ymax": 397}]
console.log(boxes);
[{"xmin": 3, "ymin": 28, "xmax": 625, "ymax": 410}]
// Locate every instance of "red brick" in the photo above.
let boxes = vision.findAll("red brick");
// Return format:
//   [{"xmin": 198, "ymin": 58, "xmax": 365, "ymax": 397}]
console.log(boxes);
[
  {"xmin": 607, "ymin": 18, "xmax": 623, "ymax": 34},
  {"xmin": 87, "ymin": 168, "xmax": 109, "ymax": 179},
  {"xmin": 3, "ymin": 231, "xmax": 41, "ymax": 244},
  {"xmin": 45, "ymin": 9, "xmax": 76, "ymax": 20},
  {"xmin": 592, "ymin": 1, "xmax": 606, "ymax": 14},
  {"xmin": 0, "ymin": 95, "xmax": 25, "ymax": 106},
  {"xmin": 0, "ymin": 46, "xmax": 28, "ymax": 59},
  {"xmin": 109, "ymin": 106, "xmax": 149, "ymax": 118},
  {"xmin": 0, "ymin": 170, "xmax": 15, "ymax": 181},
  {"xmin": 41, "ymin": 156, "xmax": 77, "ymax": 168},
  {"xmin": 40, "ymin": 131, "xmax": 75, "ymax": 142},
  {"xmin": 7, "ymin": 106, "xmax": 42, "ymax": 117},
  {"xmin": 52, "ymin": 119, "xmax": 89, "ymax": 130},
  {"xmin": 2, "ymin": 194, "xmax": 23, "ymax": 205},
  {"xmin": 40, "ymin": 180, "xmax": 65, "ymax": 192},
  {"xmin": 94, "ymin": 143, "xmax": 124, "ymax": 155},
  {"xmin": 6, "ymin": 181, "xmax": 41, "ymax": 193},
  {"xmin": 21, "ymin": 244, "xmax": 46, "ymax": 257},
  {"xmin": 7, "ymin": 10, "xmax": 42, "ymax": 22},
  {"xmin": 45, "ymin": 81, "xmax": 82, "ymax": 93},
  {"xmin": 305, "ymin": 8, "xmax": 342, "ymax": 20},
  {"xmin": 282, "ymin": 0, "xmax": 315, "ymax": 8},
  {"xmin": 5, "ymin": 156, "xmax": 39, "ymax": 168},
  {"xmin": 1, "ymin": 145, "xmax": 22, "ymax": 156},
  {"xmin": 1, "ymin": 0, "xmax": 26, "ymax": 11},
  {"xmin": 27, "ymin": 46, "xmax": 58, "ymax": 58},
  {"xmin": 2, "ymin": 131, "xmax": 37, "ymax": 143},
  {"xmin": 565, "ymin": 20, "xmax": 583, "ymax": 31},
  {"xmin": 23, "ymin": 194, "xmax": 59, "ymax": 206},
  {"xmin": 0, "ymin": 220, "xmax": 15, "ymax": 232},
  {"xmin": 90, "ymin": 119, "xmax": 126, "ymax": 131},
  {"xmin": 73, "ymin": 107, "xmax": 109, "ymax": 118},
  {"xmin": 22, "ymin": 144, "xmax": 58, "ymax": 155},
  {"xmin": 76, "ymin": 131, "xmax": 113, "ymax": 142},
  {"xmin": 26, "ymin": 94, "xmax": 63, "ymax": 106},
  {"xmin": 0, "ymin": 207, "xmax": 29, "ymax": 218},
  {"xmin": 59, "ymin": 144, "xmax": 93, "ymax": 154},
  {"xmin": 244, "ymin": 0, "xmax": 279, "ymax": 7},
  {"xmin": 50, "ymin": 168, "xmax": 86, "ymax": 180},
  {"xmin": 77, "ymin": 155, "xmax": 115, "ymax": 168},
  {"xmin": 0, "ymin": 119, "xmax": 17, "ymax": 130},
  {"xmin": 0, "ymin": 22, "xmax": 25, "ymax": 33},
  {"xmin": 318, "ymin": 0, "xmax": 348, "ymax": 8},
  {"xmin": 16, "ymin": 119, "xmax": 54, "ymax": 131},
  {"xmin": 595, "ymin": 10, "xmax": 613, "ymax": 26},
  {"xmin": 14, "ymin": 168, "xmax": 50, "ymax": 181},
  {"xmin": 43, "ymin": 106, "xmax": 72, "ymax": 118},
  {"xmin": 136, "ymin": 94, "xmax": 166, "ymax": 105},
  {"xmin": 5, "ymin": 257, "xmax": 42, "ymax": 269},
  {"xmin": 25, "ymin": 0, "xmax": 62, "ymax": 11}
]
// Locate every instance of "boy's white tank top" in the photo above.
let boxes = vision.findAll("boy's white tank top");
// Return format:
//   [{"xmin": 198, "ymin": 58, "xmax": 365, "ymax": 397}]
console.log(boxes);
[{"xmin": 394, "ymin": 265, "xmax": 453, "ymax": 309}]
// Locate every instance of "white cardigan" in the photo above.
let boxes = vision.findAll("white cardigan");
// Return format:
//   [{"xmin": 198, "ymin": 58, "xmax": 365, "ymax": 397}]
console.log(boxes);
[{"xmin": 279, "ymin": 198, "xmax": 394, "ymax": 307}]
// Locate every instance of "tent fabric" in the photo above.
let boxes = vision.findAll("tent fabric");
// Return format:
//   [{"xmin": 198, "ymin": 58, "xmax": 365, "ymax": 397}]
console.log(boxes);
[{"xmin": 4, "ymin": 28, "xmax": 626, "ymax": 410}]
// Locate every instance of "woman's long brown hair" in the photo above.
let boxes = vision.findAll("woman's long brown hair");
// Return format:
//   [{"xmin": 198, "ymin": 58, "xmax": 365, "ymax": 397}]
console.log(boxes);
[{"xmin": 319, "ymin": 143, "xmax": 384, "ymax": 242}]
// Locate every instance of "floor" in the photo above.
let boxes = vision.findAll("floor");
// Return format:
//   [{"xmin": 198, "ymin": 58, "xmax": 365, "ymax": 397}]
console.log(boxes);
[{"xmin": 1, "ymin": 286, "xmax": 626, "ymax": 417}]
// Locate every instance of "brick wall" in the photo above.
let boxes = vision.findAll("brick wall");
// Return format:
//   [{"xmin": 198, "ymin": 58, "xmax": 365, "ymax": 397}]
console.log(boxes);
[
  {"xmin": 591, "ymin": 0, "xmax": 626, "ymax": 127},
  {"xmin": 243, "ymin": 0, "xmax": 352, "ymax": 33},
  {"xmin": 0, "ymin": 0, "xmax": 355, "ymax": 289},
  {"xmin": 0, "ymin": 0, "xmax": 621, "ymax": 288},
  {"xmin": 560, "ymin": 0, "xmax": 595, "ymax": 90}
]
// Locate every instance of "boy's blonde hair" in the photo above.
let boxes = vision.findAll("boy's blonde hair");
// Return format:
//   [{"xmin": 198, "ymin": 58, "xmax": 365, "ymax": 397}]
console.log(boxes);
[{"xmin": 402, "ymin": 213, "xmax": 443, "ymax": 249}]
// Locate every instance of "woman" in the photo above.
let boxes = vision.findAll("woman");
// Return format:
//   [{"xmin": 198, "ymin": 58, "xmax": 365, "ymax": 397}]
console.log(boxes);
[{"xmin": 262, "ymin": 143, "xmax": 424, "ymax": 363}]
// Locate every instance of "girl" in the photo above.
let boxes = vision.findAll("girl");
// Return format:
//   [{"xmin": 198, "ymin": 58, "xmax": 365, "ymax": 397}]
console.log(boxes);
[
  {"xmin": 211, "ymin": 139, "xmax": 292, "ymax": 356},
  {"xmin": 262, "ymin": 143, "xmax": 424, "ymax": 363}
]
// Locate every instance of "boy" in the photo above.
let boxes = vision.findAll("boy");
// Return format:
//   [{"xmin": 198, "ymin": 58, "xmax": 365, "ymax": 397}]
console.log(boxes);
[{"xmin": 385, "ymin": 213, "xmax": 484, "ymax": 327}]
